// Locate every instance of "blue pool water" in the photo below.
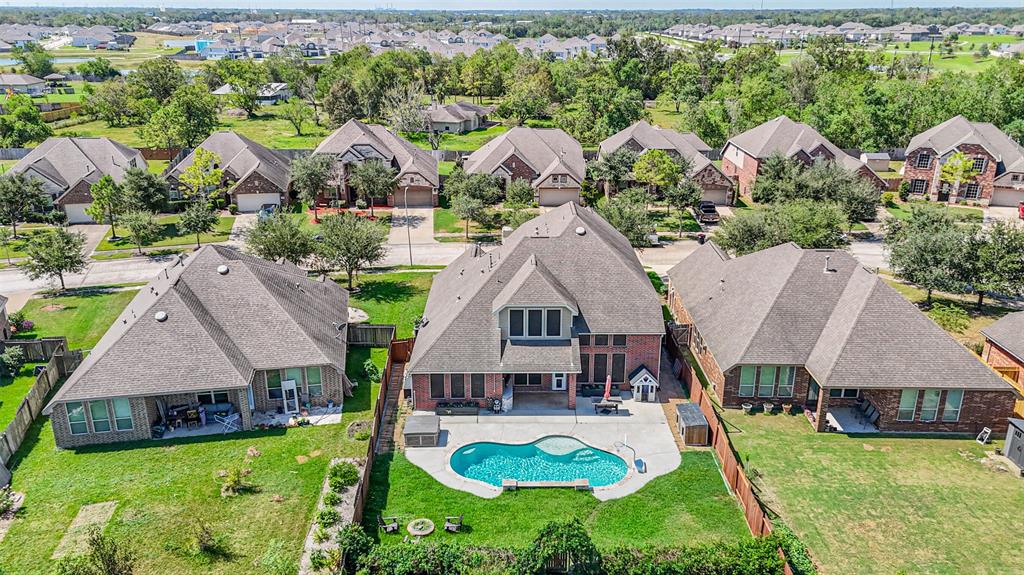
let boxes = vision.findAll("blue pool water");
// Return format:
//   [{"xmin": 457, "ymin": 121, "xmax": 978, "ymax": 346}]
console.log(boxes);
[{"xmin": 450, "ymin": 436, "xmax": 628, "ymax": 487}]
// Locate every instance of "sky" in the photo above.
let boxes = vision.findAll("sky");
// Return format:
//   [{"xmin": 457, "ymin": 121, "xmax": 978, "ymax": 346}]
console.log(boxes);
[{"xmin": 0, "ymin": 0, "xmax": 1021, "ymax": 11}]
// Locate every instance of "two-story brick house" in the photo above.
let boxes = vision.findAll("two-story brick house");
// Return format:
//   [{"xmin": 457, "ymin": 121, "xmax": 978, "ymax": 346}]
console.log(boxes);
[
  {"xmin": 406, "ymin": 203, "xmax": 664, "ymax": 412},
  {"xmin": 901, "ymin": 116, "xmax": 1024, "ymax": 207},
  {"xmin": 43, "ymin": 245, "xmax": 350, "ymax": 448},
  {"xmin": 464, "ymin": 127, "xmax": 585, "ymax": 207},
  {"xmin": 667, "ymin": 242, "xmax": 1017, "ymax": 435},
  {"xmin": 312, "ymin": 119, "xmax": 440, "ymax": 208},
  {"xmin": 721, "ymin": 115, "xmax": 886, "ymax": 198},
  {"xmin": 981, "ymin": 311, "xmax": 1024, "ymax": 416},
  {"xmin": 599, "ymin": 121, "xmax": 735, "ymax": 205}
]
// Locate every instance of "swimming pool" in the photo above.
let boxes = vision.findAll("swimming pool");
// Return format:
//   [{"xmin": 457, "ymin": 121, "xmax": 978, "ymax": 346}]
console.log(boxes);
[{"xmin": 449, "ymin": 436, "xmax": 628, "ymax": 487}]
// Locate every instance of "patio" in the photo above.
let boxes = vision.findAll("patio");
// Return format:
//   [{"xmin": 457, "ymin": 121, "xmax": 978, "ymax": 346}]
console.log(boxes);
[
  {"xmin": 824, "ymin": 407, "xmax": 880, "ymax": 433},
  {"xmin": 157, "ymin": 406, "xmax": 346, "ymax": 439}
]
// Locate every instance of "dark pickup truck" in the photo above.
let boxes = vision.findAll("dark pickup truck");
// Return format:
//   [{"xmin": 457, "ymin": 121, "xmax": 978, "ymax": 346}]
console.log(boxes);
[{"xmin": 696, "ymin": 201, "xmax": 720, "ymax": 224}]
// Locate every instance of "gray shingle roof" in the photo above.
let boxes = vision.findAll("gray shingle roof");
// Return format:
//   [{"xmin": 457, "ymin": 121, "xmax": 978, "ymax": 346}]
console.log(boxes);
[
  {"xmin": 408, "ymin": 203, "xmax": 663, "ymax": 374},
  {"xmin": 907, "ymin": 115, "xmax": 1024, "ymax": 174},
  {"xmin": 981, "ymin": 311, "xmax": 1024, "ymax": 363},
  {"xmin": 726, "ymin": 115, "xmax": 868, "ymax": 174},
  {"xmin": 426, "ymin": 101, "xmax": 494, "ymax": 124},
  {"xmin": 600, "ymin": 120, "xmax": 723, "ymax": 181},
  {"xmin": 46, "ymin": 246, "xmax": 349, "ymax": 407},
  {"xmin": 170, "ymin": 131, "xmax": 291, "ymax": 194},
  {"xmin": 313, "ymin": 119, "xmax": 439, "ymax": 187},
  {"xmin": 9, "ymin": 137, "xmax": 146, "ymax": 197},
  {"xmin": 667, "ymin": 242, "xmax": 1012, "ymax": 391},
  {"xmin": 464, "ymin": 127, "xmax": 585, "ymax": 186}
]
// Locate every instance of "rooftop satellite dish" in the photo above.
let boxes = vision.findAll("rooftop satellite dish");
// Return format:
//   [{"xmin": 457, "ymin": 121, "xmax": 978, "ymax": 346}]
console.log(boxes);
[
  {"xmin": 154, "ymin": 311, "xmax": 168, "ymax": 322},
  {"xmin": 217, "ymin": 265, "xmax": 229, "ymax": 275}
]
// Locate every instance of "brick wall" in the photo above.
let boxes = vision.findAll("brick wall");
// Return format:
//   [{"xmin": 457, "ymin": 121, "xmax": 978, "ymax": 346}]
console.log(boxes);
[
  {"xmin": 251, "ymin": 365, "xmax": 344, "ymax": 412},
  {"xmin": 578, "ymin": 334, "xmax": 662, "ymax": 392},
  {"xmin": 501, "ymin": 153, "xmax": 538, "ymax": 183},
  {"xmin": 230, "ymin": 170, "xmax": 288, "ymax": 205},
  {"xmin": 52, "ymin": 397, "xmax": 152, "ymax": 449},
  {"xmin": 861, "ymin": 388, "xmax": 1015, "ymax": 435},
  {"xmin": 983, "ymin": 341, "xmax": 1024, "ymax": 388},
  {"xmin": 667, "ymin": 288, "xmax": 726, "ymax": 400},
  {"xmin": 902, "ymin": 144, "xmax": 996, "ymax": 205},
  {"xmin": 720, "ymin": 365, "xmax": 813, "ymax": 408},
  {"xmin": 411, "ymin": 372, "xmax": 504, "ymax": 411},
  {"xmin": 721, "ymin": 149, "xmax": 760, "ymax": 198}
]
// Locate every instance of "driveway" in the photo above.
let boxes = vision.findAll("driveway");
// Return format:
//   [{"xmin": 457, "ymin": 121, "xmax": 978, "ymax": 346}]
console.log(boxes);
[
  {"xmin": 388, "ymin": 208, "xmax": 436, "ymax": 245},
  {"xmin": 71, "ymin": 224, "xmax": 111, "ymax": 256},
  {"xmin": 985, "ymin": 206, "xmax": 1022, "ymax": 224},
  {"xmin": 638, "ymin": 238, "xmax": 700, "ymax": 275},
  {"xmin": 227, "ymin": 213, "xmax": 257, "ymax": 246}
]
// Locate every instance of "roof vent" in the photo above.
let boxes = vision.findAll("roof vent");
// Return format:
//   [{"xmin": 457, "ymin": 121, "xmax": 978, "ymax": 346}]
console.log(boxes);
[
  {"xmin": 217, "ymin": 264, "xmax": 229, "ymax": 275},
  {"xmin": 575, "ymin": 226, "xmax": 586, "ymax": 236},
  {"xmin": 824, "ymin": 255, "xmax": 836, "ymax": 273},
  {"xmin": 154, "ymin": 311, "xmax": 168, "ymax": 322}
]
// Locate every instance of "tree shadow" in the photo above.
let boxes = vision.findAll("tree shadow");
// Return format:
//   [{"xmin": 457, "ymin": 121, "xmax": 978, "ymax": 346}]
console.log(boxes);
[
  {"xmin": 353, "ymin": 279, "xmax": 417, "ymax": 304},
  {"xmin": 360, "ymin": 452, "xmax": 394, "ymax": 541}
]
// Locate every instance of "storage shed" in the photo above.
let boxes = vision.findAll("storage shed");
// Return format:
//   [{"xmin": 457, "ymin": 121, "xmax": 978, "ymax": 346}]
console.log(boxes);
[
  {"xmin": 404, "ymin": 414, "xmax": 441, "ymax": 448},
  {"xmin": 675, "ymin": 403, "xmax": 709, "ymax": 447},
  {"xmin": 1005, "ymin": 418, "xmax": 1024, "ymax": 473}
]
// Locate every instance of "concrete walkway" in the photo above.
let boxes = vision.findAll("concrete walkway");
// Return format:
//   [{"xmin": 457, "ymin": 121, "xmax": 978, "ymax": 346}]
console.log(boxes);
[{"xmin": 404, "ymin": 396, "xmax": 681, "ymax": 501}]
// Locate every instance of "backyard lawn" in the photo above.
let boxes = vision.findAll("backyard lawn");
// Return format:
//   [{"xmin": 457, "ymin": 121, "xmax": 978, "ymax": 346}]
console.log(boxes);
[
  {"xmin": 723, "ymin": 411, "xmax": 1024, "ymax": 575},
  {"xmin": 363, "ymin": 451, "xmax": 750, "ymax": 549},
  {"xmin": 0, "ymin": 363, "xmax": 44, "ymax": 428},
  {"xmin": 95, "ymin": 215, "xmax": 234, "ymax": 252},
  {"xmin": 12, "ymin": 288, "xmax": 139, "ymax": 350},
  {"xmin": 403, "ymin": 124, "xmax": 508, "ymax": 151},
  {"xmin": 346, "ymin": 271, "xmax": 435, "ymax": 339}
]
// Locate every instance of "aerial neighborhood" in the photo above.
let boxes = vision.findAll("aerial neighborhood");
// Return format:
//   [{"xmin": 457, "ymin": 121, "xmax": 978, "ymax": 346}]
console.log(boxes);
[{"xmin": 1, "ymin": 6, "xmax": 1024, "ymax": 575}]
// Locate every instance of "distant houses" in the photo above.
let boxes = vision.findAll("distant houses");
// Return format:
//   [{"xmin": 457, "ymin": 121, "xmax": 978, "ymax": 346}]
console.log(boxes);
[
  {"xmin": 0, "ymin": 73, "xmax": 45, "ymax": 96},
  {"xmin": 424, "ymin": 101, "xmax": 493, "ymax": 134}
]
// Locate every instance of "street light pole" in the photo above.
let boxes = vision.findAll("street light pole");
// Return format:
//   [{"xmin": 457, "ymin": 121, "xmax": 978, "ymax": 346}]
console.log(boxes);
[{"xmin": 404, "ymin": 185, "xmax": 413, "ymax": 266}]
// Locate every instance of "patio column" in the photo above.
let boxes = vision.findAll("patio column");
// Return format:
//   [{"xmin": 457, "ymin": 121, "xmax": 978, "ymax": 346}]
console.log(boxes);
[
  {"xmin": 567, "ymin": 373, "xmax": 577, "ymax": 410},
  {"xmin": 814, "ymin": 390, "xmax": 830, "ymax": 432}
]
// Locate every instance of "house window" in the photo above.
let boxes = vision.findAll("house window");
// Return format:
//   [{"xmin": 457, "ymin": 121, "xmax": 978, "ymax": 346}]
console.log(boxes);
[
  {"xmin": 828, "ymin": 388, "xmax": 860, "ymax": 399},
  {"xmin": 963, "ymin": 183, "xmax": 980, "ymax": 199},
  {"xmin": 89, "ymin": 400, "xmax": 111, "ymax": 433},
  {"xmin": 430, "ymin": 374, "xmax": 445, "ymax": 399},
  {"xmin": 306, "ymin": 367, "xmax": 323, "ymax": 397},
  {"xmin": 611, "ymin": 354, "xmax": 626, "ymax": 383},
  {"xmin": 198, "ymin": 390, "xmax": 230, "ymax": 405},
  {"xmin": 910, "ymin": 179, "xmax": 927, "ymax": 194},
  {"xmin": 471, "ymin": 374, "xmax": 485, "ymax": 398},
  {"xmin": 971, "ymin": 157, "xmax": 987, "ymax": 172},
  {"xmin": 267, "ymin": 371, "xmax": 283, "ymax": 399},
  {"xmin": 528, "ymin": 373, "xmax": 542, "ymax": 385},
  {"xmin": 593, "ymin": 354, "xmax": 608, "ymax": 383},
  {"xmin": 67, "ymin": 401, "xmax": 88, "ymax": 435},
  {"xmin": 1012, "ymin": 174, "xmax": 1021, "ymax": 182},
  {"xmin": 285, "ymin": 368, "xmax": 303, "ymax": 390},
  {"xmin": 920, "ymin": 389, "xmax": 941, "ymax": 422},
  {"xmin": 112, "ymin": 398, "xmax": 133, "ymax": 431},
  {"xmin": 514, "ymin": 373, "xmax": 528, "ymax": 385},
  {"xmin": 594, "ymin": 335, "xmax": 609, "ymax": 346},
  {"xmin": 738, "ymin": 366, "xmax": 756, "ymax": 397},
  {"xmin": 450, "ymin": 374, "xmax": 465, "ymax": 398},
  {"xmin": 510, "ymin": 309, "xmax": 524, "ymax": 337},
  {"xmin": 942, "ymin": 389, "xmax": 964, "ymax": 422},
  {"xmin": 777, "ymin": 367, "xmax": 795, "ymax": 397},
  {"xmin": 527, "ymin": 309, "xmax": 543, "ymax": 337},
  {"xmin": 612, "ymin": 335, "xmax": 627, "ymax": 346},
  {"xmin": 579, "ymin": 334, "xmax": 591, "ymax": 346},
  {"xmin": 546, "ymin": 309, "xmax": 561, "ymax": 337},
  {"xmin": 580, "ymin": 354, "xmax": 590, "ymax": 383},
  {"xmin": 915, "ymin": 152, "xmax": 932, "ymax": 169},
  {"xmin": 897, "ymin": 389, "xmax": 919, "ymax": 421},
  {"xmin": 757, "ymin": 366, "xmax": 776, "ymax": 397}
]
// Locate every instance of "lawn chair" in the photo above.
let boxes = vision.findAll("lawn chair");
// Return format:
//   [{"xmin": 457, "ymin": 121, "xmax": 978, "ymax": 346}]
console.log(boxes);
[
  {"xmin": 378, "ymin": 514, "xmax": 399, "ymax": 534},
  {"xmin": 215, "ymin": 412, "xmax": 241, "ymax": 433},
  {"xmin": 444, "ymin": 515, "xmax": 463, "ymax": 533}
]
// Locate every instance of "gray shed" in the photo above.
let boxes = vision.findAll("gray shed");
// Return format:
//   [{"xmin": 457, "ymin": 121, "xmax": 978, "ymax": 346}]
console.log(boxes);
[
  {"xmin": 1005, "ymin": 418, "xmax": 1024, "ymax": 472},
  {"xmin": 404, "ymin": 414, "xmax": 441, "ymax": 448},
  {"xmin": 675, "ymin": 403, "xmax": 709, "ymax": 446}
]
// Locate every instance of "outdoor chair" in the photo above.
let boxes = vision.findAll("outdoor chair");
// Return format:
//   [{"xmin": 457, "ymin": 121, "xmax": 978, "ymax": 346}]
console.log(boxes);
[
  {"xmin": 444, "ymin": 515, "xmax": 463, "ymax": 533},
  {"xmin": 378, "ymin": 514, "xmax": 399, "ymax": 534},
  {"xmin": 215, "ymin": 412, "xmax": 241, "ymax": 433}
]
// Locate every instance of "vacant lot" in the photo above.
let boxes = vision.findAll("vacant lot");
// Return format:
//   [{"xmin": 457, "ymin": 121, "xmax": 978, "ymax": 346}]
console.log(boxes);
[
  {"xmin": 724, "ymin": 411, "xmax": 1024, "ymax": 575},
  {"xmin": 13, "ymin": 288, "xmax": 139, "ymax": 350},
  {"xmin": 346, "ymin": 271, "xmax": 435, "ymax": 339},
  {"xmin": 364, "ymin": 451, "xmax": 750, "ymax": 549},
  {"xmin": 96, "ymin": 215, "xmax": 234, "ymax": 252}
]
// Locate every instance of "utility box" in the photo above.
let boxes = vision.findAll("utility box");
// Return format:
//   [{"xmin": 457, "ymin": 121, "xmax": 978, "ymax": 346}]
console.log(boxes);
[
  {"xmin": 404, "ymin": 415, "xmax": 441, "ymax": 448},
  {"xmin": 676, "ymin": 403, "xmax": 709, "ymax": 447}
]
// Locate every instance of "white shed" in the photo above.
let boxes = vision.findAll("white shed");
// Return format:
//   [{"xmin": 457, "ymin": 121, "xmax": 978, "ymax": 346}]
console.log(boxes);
[{"xmin": 629, "ymin": 366, "xmax": 659, "ymax": 402}]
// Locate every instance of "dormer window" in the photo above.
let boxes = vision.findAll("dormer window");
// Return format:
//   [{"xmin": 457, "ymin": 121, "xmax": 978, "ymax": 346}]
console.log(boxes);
[
  {"xmin": 916, "ymin": 152, "xmax": 932, "ymax": 169},
  {"xmin": 508, "ymin": 307, "xmax": 562, "ymax": 338}
]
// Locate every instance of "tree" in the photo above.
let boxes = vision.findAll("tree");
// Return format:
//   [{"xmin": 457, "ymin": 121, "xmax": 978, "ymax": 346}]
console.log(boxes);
[
  {"xmin": 444, "ymin": 170, "xmax": 502, "ymax": 238},
  {"xmin": 315, "ymin": 212, "xmax": 388, "ymax": 289},
  {"xmin": 178, "ymin": 148, "xmax": 223, "ymax": 201},
  {"xmin": 959, "ymin": 220, "xmax": 1024, "ymax": 308},
  {"xmin": 505, "ymin": 178, "xmax": 535, "ymax": 205},
  {"xmin": 178, "ymin": 201, "xmax": 219, "ymax": 248},
  {"xmin": 119, "ymin": 210, "xmax": 159, "ymax": 254},
  {"xmin": 53, "ymin": 527, "xmax": 136, "ymax": 575},
  {"xmin": 587, "ymin": 148, "xmax": 639, "ymax": 198},
  {"xmin": 122, "ymin": 168, "xmax": 169, "ymax": 212},
  {"xmin": 290, "ymin": 153, "xmax": 334, "ymax": 221},
  {"xmin": 940, "ymin": 151, "xmax": 981, "ymax": 201},
  {"xmin": 242, "ymin": 211, "xmax": 313, "ymax": 265},
  {"xmin": 0, "ymin": 172, "xmax": 48, "ymax": 237},
  {"xmin": 714, "ymin": 200, "xmax": 848, "ymax": 256},
  {"xmin": 633, "ymin": 150, "xmax": 682, "ymax": 211},
  {"xmin": 883, "ymin": 205, "xmax": 967, "ymax": 304},
  {"xmin": 514, "ymin": 519, "xmax": 601, "ymax": 575},
  {"xmin": 219, "ymin": 59, "xmax": 268, "ymax": 118},
  {"xmin": 83, "ymin": 80, "xmax": 153, "ymax": 128},
  {"xmin": 140, "ymin": 83, "xmax": 219, "ymax": 148},
  {"xmin": 0, "ymin": 226, "xmax": 11, "ymax": 263},
  {"xmin": 86, "ymin": 175, "xmax": 128, "ymax": 239},
  {"xmin": 495, "ymin": 73, "xmax": 551, "ymax": 125},
  {"xmin": 279, "ymin": 97, "xmax": 314, "ymax": 136},
  {"xmin": 348, "ymin": 159, "xmax": 398, "ymax": 217},
  {"xmin": 23, "ymin": 227, "xmax": 86, "ymax": 291},
  {"xmin": 11, "ymin": 43, "xmax": 53, "ymax": 77},
  {"xmin": 130, "ymin": 57, "xmax": 185, "ymax": 103},
  {"xmin": 597, "ymin": 187, "xmax": 654, "ymax": 249},
  {"xmin": 76, "ymin": 57, "xmax": 118, "ymax": 80},
  {"xmin": 323, "ymin": 77, "xmax": 362, "ymax": 127},
  {"xmin": 664, "ymin": 180, "xmax": 703, "ymax": 236},
  {"xmin": 0, "ymin": 93, "xmax": 52, "ymax": 146},
  {"xmin": 0, "ymin": 346, "xmax": 25, "ymax": 377},
  {"xmin": 382, "ymin": 82, "xmax": 430, "ymax": 136}
]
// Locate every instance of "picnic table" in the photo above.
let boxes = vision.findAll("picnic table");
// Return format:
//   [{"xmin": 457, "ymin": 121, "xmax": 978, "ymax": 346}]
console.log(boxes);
[{"xmin": 593, "ymin": 401, "xmax": 619, "ymax": 414}]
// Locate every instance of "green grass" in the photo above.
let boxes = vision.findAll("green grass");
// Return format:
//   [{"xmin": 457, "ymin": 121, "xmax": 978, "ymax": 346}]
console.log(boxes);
[
  {"xmin": 12, "ymin": 288, "xmax": 139, "ymax": 350},
  {"xmin": 0, "ymin": 362, "xmax": 44, "ymax": 428},
  {"xmin": 363, "ymin": 451, "xmax": 750, "ymax": 549},
  {"xmin": 649, "ymin": 206, "xmax": 701, "ymax": 233},
  {"xmin": 343, "ymin": 346, "xmax": 388, "ymax": 414},
  {"xmin": 47, "ymin": 32, "xmax": 198, "ymax": 72},
  {"xmin": 90, "ymin": 248, "xmax": 188, "ymax": 261},
  {"xmin": 438, "ymin": 161, "xmax": 457, "ymax": 176},
  {"xmin": 433, "ymin": 207, "xmax": 500, "ymax": 235},
  {"xmin": 147, "ymin": 159, "xmax": 169, "ymax": 175},
  {"xmin": 95, "ymin": 215, "xmax": 234, "ymax": 251},
  {"xmin": 345, "ymin": 271, "xmax": 435, "ymax": 339},
  {"xmin": 403, "ymin": 124, "xmax": 508, "ymax": 151},
  {"xmin": 724, "ymin": 410, "xmax": 1024, "ymax": 575},
  {"xmin": 884, "ymin": 201, "xmax": 983, "ymax": 222},
  {"xmin": 0, "ymin": 227, "xmax": 53, "ymax": 260},
  {"xmin": 882, "ymin": 278, "xmax": 1013, "ymax": 348}
]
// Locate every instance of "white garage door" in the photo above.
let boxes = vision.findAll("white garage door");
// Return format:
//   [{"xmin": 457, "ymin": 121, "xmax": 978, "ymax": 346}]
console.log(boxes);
[
  {"xmin": 702, "ymin": 188, "xmax": 730, "ymax": 206},
  {"xmin": 538, "ymin": 188, "xmax": 580, "ymax": 207},
  {"xmin": 236, "ymin": 193, "xmax": 281, "ymax": 213},
  {"xmin": 394, "ymin": 190, "xmax": 433, "ymax": 208},
  {"xmin": 64, "ymin": 203, "xmax": 94, "ymax": 224},
  {"xmin": 991, "ymin": 188, "xmax": 1024, "ymax": 207}
]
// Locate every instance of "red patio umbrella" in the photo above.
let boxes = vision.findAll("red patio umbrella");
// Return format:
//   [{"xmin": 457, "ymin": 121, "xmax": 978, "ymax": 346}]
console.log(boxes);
[{"xmin": 603, "ymin": 375, "xmax": 613, "ymax": 401}]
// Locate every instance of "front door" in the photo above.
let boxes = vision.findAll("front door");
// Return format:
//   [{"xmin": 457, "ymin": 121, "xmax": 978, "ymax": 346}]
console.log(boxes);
[
  {"xmin": 552, "ymin": 373, "xmax": 566, "ymax": 391},
  {"xmin": 937, "ymin": 183, "xmax": 951, "ymax": 202},
  {"xmin": 282, "ymin": 380, "xmax": 300, "ymax": 414},
  {"xmin": 806, "ymin": 380, "xmax": 819, "ymax": 405}
]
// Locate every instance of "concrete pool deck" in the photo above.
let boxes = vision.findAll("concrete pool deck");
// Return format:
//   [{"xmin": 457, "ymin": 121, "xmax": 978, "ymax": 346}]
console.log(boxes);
[{"xmin": 403, "ymin": 396, "xmax": 682, "ymax": 501}]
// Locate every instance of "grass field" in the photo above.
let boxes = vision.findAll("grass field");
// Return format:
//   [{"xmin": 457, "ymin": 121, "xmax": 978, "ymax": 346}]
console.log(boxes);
[
  {"xmin": 649, "ymin": 206, "xmax": 701, "ymax": 234},
  {"xmin": 48, "ymin": 32, "xmax": 195, "ymax": 72},
  {"xmin": 883, "ymin": 278, "xmax": 1014, "ymax": 348},
  {"xmin": 0, "ymin": 227, "xmax": 54, "ymax": 260},
  {"xmin": 724, "ymin": 410, "xmax": 1024, "ymax": 575},
  {"xmin": 12, "ymin": 288, "xmax": 139, "ymax": 350},
  {"xmin": 363, "ymin": 451, "xmax": 750, "ymax": 549},
  {"xmin": 345, "ymin": 271, "xmax": 435, "ymax": 339},
  {"xmin": 884, "ymin": 200, "xmax": 984, "ymax": 222},
  {"xmin": 403, "ymin": 124, "xmax": 508, "ymax": 151},
  {"xmin": 95, "ymin": 215, "xmax": 234, "ymax": 252},
  {"xmin": 0, "ymin": 362, "xmax": 44, "ymax": 428}
]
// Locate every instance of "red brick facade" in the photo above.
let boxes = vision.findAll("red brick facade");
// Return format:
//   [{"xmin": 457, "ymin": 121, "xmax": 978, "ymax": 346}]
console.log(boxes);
[
  {"xmin": 902, "ymin": 144, "xmax": 997, "ymax": 205},
  {"xmin": 721, "ymin": 147, "xmax": 761, "ymax": 198},
  {"xmin": 410, "ymin": 372, "xmax": 505, "ymax": 411},
  {"xmin": 229, "ymin": 170, "xmax": 289, "ymax": 206},
  {"xmin": 578, "ymin": 334, "xmax": 663, "ymax": 391},
  {"xmin": 501, "ymin": 153, "xmax": 539, "ymax": 183}
]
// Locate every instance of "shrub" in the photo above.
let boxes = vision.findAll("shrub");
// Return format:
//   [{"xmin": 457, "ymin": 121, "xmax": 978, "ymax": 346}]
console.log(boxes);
[
  {"xmin": 881, "ymin": 191, "xmax": 895, "ymax": 206},
  {"xmin": 317, "ymin": 507, "xmax": 340, "ymax": 528},
  {"xmin": 771, "ymin": 523, "xmax": 818, "ymax": 575},
  {"xmin": 313, "ymin": 525, "xmax": 330, "ymax": 544},
  {"xmin": 190, "ymin": 522, "xmax": 230, "ymax": 560},
  {"xmin": 363, "ymin": 540, "xmax": 470, "ymax": 575},
  {"xmin": 323, "ymin": 491, "xmax": 342, "ymax": 506},
  {"xmin": 928, "ymin": 303, "xmax": 970, "ymax": 334},
  {"xmin": 363, "ymin": 358, "xmax": 382, "ymax": 383},
  {"xmin": 898, "ymin": 180, "xmax": 911, "ymax": 202},
  {"xmin": 254, "ymin": 540, "xmax": 296, "ymax": 575},
  {"xmin": 515, "ymin": 519, "xmax": 601, "ymax": 575},
  {"xmin": 0, "ymin": 487, "xmax": 16, "ymax": 516},
  {"xmin": 329, "ymin": 461, "xmax": 360, "ymax": 490},
  {"xmin": 355, "ymin": 429, "xmax": 371, "ymax": 441},
  {"xmin": 0, "ymin": 347, "xmax": 25, "ymax": 377},
  {"xmin": 228, "ymin": 203, "xmax": 238, "ymax": 215},
  {"xmin": 220, "ymin": 466, "xmax": 253, "ymax": 497},
  {"xmin": 309, "ymin": 548, "xmax": 341, "ymax": 572},
  {"xmin": 7, "ymin": 310, "xmax": 26, "ymax": 330},
  {"xmin": 336, "ymin": 524, "xmax": 374, "ymax": 573},
  {"xmin": 355, "ymin": 198, "xmax": 368, "ymax": 210}
]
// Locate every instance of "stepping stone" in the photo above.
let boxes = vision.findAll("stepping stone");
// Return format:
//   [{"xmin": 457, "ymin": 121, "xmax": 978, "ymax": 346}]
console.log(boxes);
[{"xmin": 52, "ymin": 501, "xmax": 117, "ymax": 558}]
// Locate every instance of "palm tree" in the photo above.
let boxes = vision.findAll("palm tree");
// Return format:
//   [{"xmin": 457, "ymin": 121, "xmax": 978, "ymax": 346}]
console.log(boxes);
[{"xmin": 348, "ymin": 159, "xmax": 399, "ymax": 217}]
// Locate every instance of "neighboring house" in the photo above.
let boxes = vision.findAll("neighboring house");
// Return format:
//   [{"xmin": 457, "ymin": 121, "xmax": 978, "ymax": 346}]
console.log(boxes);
[
  {"xmin": 8, "ymin": 137, "xmax": 146, "ymax": 224},
  {"xmin": 981, "ymin": 312, "xmax": 1024, "ymax": 417},
  {"xmin": 0, "ymin": 73, "xmax": 45, "ymax": 95},
  {"xmin": 0, "ymin": 294, "xmax": 8, "ymax": 340},
  {"xmin": 464, "ymin": 127, "xmax": 585, "ymax": 207},
  {"xmin": 666, "ymin": 242, "xmax": 1017, "ymax": 435},
  {"xmin": 599, "ymin": 120, "xmax": 734, "ymax": 205},
  {"xmin": 721, "ymin": 115, "xmax": 886, "ymax": 197},
  {"xmin": 407, "ymin": 203, "xmax": 664, "ymax": 412},
  {"xmin": 167, "ymin": 131, "xmax": 291, "ymax": 212},
  {"xmin": 211, "ymin": 82, "xmax": 292, "ymax": 104},
  {"xmin": 901, "ymin": 116, "xmax": 1024, "ymax": 207},
  {"xmin": 424, "ymin": 101, "xmax": 493, "ymax": 133},
  {"xmin": 43, "ymin": 246, "xmax": 351, "ymax": 448},
  {"xmin": 313, "ymin": 119, "xmax": 439, "ymax": 208}
]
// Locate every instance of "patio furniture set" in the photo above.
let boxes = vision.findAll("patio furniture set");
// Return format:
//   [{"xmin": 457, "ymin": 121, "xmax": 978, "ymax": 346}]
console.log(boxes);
[{"xmin": 378, "ymin": 514, "xmax": 463, "ymax": 539}]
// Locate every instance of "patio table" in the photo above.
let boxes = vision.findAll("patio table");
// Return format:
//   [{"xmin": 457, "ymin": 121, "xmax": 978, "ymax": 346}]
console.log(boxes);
[{"xmin": 407, "ymin": 518, "xmax": 435, "ymax": 537}]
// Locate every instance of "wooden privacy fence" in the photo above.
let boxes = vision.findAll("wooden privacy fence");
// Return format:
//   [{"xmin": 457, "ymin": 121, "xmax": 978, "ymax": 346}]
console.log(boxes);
[
  {"xmin": 349, "ymin": 324, "xmax": 397, "ymax": 347},
  {"xmin": 0, "ymin": 337, "xmax": 70, "ymax": 362},
  {"xmin": 351, "ymin": 337, "xmax": 414, "ymax": 525}
]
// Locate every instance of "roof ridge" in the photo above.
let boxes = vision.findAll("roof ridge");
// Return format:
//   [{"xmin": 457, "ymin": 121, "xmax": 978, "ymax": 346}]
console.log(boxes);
[
  {"xmin": 175, "ymin": 278, "xmax": 255, "ymax": 380},
  {"xmin": 806, "ymin": 269, "xmax": 878, "ymax": 384},
  {"xmin": 733, "ymin": 244, "xmax": 804, "ymax": 367}
]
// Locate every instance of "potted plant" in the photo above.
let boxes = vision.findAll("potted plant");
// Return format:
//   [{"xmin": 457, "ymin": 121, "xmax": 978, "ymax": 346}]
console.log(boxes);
[
  {"xmin": 762, "ymin": 401, "xmax": 774, "ymax": 414},
  {"xmin": 742, "ymin": 402, "xmax": 753, "ymax": 415},
  {"xmin": 782, "ymin": 402, "xmax": 794, "ymax": 414}
]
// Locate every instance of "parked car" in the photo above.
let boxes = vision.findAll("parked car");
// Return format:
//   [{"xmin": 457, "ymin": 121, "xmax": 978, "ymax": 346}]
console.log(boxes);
[
  {"xmin": 257, "ymin": 203, "xmax": 278, "ymax": 221},
  {"xmin": 696, "ymin": 201, "xmax": 720, "ymax": 224}
]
